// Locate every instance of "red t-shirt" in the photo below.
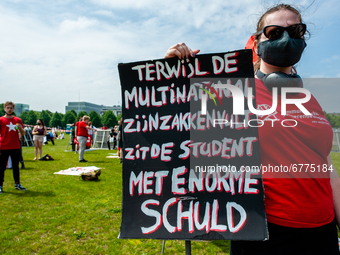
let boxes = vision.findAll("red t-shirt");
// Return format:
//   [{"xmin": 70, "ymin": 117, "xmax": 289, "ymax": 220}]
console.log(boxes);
[
  {"xmin": 255, "ymin": 79, "xmax": 334, "ymax": 228},
  {"xmin": 75, "ymin": 121, "xmax": 80, "ymax": 136},
  {"xmin": 77, "ymin": 121, "xmax": 88, "ymax": 137},
  {"xmin": 0, "ymin": 116, "xmax": 23, "ymax": 150}
]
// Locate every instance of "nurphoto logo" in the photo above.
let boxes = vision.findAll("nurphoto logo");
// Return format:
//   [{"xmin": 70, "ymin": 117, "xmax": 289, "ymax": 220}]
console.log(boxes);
[{"xmin": 200, "ymin": 83, "xmax": 312, "ymax": 128}]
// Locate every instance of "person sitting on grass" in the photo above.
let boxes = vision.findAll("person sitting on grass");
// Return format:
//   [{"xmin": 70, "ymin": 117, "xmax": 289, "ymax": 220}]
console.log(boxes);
[{"xmin": 57, "ymin": 131, "xmax": 65, "ymax": 139}]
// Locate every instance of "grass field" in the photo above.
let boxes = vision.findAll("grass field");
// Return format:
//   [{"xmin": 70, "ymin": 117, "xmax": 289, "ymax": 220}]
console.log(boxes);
[{"xmin": 0, "ymin": 135, "xmax": 339, "ymax": 255}]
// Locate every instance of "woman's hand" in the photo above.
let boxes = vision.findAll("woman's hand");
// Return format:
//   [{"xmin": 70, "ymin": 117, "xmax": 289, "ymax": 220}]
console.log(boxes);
[
  {"xmin": 164, "ymin": 43, "xmax": 200, "ymax": 59},
  {"xmin": 17, "ymin": 124, "xmax": 23, "ymax": 131}
]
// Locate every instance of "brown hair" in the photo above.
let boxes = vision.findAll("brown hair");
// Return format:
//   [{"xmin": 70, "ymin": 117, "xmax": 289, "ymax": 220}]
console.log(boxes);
[
  {"xmin": 37, "ymin": 119, "xmax": 45, "ymax": 126},
  {"xmin": 4, "ymin": 101, "xmax": 15, "ymax": 109},
  {"xmin": 83, "ymin": 115, "xmax": 90, "ymax": 121},
  {"xmin": 253, "ymin": 4, "xmax": 304, "ymax": 74}
]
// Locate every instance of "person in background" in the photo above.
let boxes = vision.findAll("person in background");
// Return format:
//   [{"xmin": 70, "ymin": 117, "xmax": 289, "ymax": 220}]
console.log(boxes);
[
  {"xmin": 45, "ymin": 131, "xmax": 55, "ymax": 145},
  {"xmin": 74, "ymin": 117, "xmax": 82, "ymax": 154},
  {"xmin": 102, "ymin": 124, "xmax": 108, "ymax": 130},
  {"xmin": 18, "ymin": 131, "xmax": 25, "ymax": 169},
  {"xmin": 52, "ymin": 128, "xmax": 58, "ymax": 139},
  {"xmin": 87, "ymin": 121, "xmax": 96, "ymax": 146},
  {"xmin": 57, "ymin": 131, "xmax": 65, "ymax": 139},
  {"xmin": 107, "ymin": 128, "xmax": 117, "ymax": 150},
  {"xmin": 69, "ymin": 123, "xmax": 75, "ymax": 151},
  {"xmin": 117, "ymin": 119, "xmax": 123, "ymax": 163},
  {"xmin": 32, "ymin": 119, "xmax": 47, "ymax": 160},
  {"xmin": 113, "ymin": 125, "xmax": 118, "ymax": 149},
  {"xmin": 0, "ymin": 101, "xmax": 27, "ymax": 193},
  {"xmin": 77, "ymin": 115, "xmax": 96, "ymax": 162}
]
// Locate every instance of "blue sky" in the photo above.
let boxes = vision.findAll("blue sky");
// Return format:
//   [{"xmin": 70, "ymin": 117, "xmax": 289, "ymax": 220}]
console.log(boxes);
[{"xmin": 0, "ymin": 0, "xmax": 339, "ymax": 113}]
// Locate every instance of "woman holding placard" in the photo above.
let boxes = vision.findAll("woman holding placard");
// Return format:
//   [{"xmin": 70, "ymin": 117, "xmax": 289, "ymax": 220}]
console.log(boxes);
[{"xmin": 165, "ymin": 3, "xmax": 340, "ymax": 255}]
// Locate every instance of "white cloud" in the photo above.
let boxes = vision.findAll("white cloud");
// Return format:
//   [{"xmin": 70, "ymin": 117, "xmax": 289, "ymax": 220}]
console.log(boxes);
[
  {"xmin": 93, "ymin": 10, "xmax": 116, "ymax": 18},
  {"xmin": 0, "ymin": 0, "xmax": 339, "ymax": 113},
  {"xmin": 321, "ymin": 55, "xmax": 340, "ymax": 63},
  {"xmin": 91, "ymin": 0, "xmax": 159, "ymax": 9},
  {"xmin": 59, "ymin": 17, "xmax": 99, "ymax": 33}
]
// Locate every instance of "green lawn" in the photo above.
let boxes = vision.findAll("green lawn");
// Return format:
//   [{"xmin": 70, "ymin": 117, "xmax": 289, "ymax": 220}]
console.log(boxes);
[
  {"xmin": 0, "ymin": 136, "xmax": 230, "ymax": 255},
  {"xmin": 0, "ymin": 136, "xmax": 339, "ymax": 254}
]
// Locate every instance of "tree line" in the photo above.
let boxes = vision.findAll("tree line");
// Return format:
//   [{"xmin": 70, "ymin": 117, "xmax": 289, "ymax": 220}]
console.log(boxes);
[
  {"xmin": 1, "ymin": 103, "xmax": 339, "ymax": 129},
  {"xmin": 324, "ymin": 112, "xmax": 340, "ymax": 128},
  {"xmin": 0, "ymin": 104, "xmax": 120, "ymax": 128}
]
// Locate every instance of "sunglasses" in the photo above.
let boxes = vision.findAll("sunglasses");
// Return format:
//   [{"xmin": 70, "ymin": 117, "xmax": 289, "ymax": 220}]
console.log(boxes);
[{"xmin": 257, "ymin": 23, "xmax": 306, "ymax": 40}]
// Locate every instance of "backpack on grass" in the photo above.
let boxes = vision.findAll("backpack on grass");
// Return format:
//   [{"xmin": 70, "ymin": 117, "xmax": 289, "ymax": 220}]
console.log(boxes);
[
  {"xmin": 80, "ymin": 169, "xmax": 101, "ymax": 181},
  {"xmin": 39, "ymin": 154, "xmax": 54, "ymax": 161}
]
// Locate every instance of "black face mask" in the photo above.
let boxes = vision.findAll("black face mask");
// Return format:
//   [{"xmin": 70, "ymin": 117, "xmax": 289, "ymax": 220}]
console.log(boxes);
[
  {"xmin": 257, "ymin": 31, "xmax": 307, "ymax": 67},
  {"xmin": 5, "ymin": 111, "xmax": 13, "ymax": 116}
]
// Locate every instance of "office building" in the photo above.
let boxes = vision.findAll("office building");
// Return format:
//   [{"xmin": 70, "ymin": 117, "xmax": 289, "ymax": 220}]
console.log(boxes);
[
  {"xmin": 100, "ymin": 105, "xmax": 122, "ymax": 117},
  {"xmin": 66, "ymin": 102, "xmax": 122, "ymax": 116},
  {"xmin": 15, "ymin": 103, "xmax": 29, "ymax": 116}
]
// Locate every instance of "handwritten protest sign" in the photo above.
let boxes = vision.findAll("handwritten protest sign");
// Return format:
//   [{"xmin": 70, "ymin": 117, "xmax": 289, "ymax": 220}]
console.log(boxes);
[{"xmin": 118, "ymin": 49, "xmax": 268, "ymax": 240}]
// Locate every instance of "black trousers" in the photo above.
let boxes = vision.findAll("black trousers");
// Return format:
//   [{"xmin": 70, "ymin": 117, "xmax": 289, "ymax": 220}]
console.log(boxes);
[
  {"xmin": 0, "ymin": 149, "xmax": 21, "ymax": 185},
  {"xmin": 231, "ymin": 218, "xmax": 340, "ymax": 255},
  {"xmin": 45, "ymin": 136, "xmax": 55, "ymax": 145},
  {"xmin": 19, "ymin": 142, "xmax": 24, "ymax": 163},
  {"xmin": 108, "ymin": 140, "xmax": 117, "ymax": 150}
]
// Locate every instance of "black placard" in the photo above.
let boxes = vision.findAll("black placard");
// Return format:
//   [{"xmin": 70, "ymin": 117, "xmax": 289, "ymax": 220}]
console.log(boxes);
[{"xmin": 118, "ymin": 49, "xmax": 268, "ymax": 240}]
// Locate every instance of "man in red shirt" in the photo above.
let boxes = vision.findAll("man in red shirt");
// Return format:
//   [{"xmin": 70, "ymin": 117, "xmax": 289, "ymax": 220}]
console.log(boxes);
[
  {"xmin": 0, "ymin": 102, "xmax": 27, "ymax": 194},
  {"xmin": 77, "ymin": 115, "xmax": 96, "ymax": 162}
]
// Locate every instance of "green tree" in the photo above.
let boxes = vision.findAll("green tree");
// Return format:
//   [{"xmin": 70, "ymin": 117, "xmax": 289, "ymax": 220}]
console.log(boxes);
[
  {"xmin": 89, "ymin": 111, "xmax": 102, "ymax": 127},
  {"xmin": 325, "ymin": 112, "xmax": 332, "ymax": 125},
  {"xmin": 0, "ymin": 104, "xmax": 4, "ymax": 116},
  {"xmin": 70, "ymin": 109, "xmax": 77, "ymax": 117},
  {"xmin": 63, "ymin": 111, "xmax": 77, "ymax": 125},
  {"xmin": 38, "ymin": 110, "xmax": 52, "ymax": 127},
  {"xmin": 325, "ymin": 112, "xmax": 340, "ymax": 128},
  {"xmin": 20, "ymin": 111, "xmax": 29, "ymax": 124},
  {"xmin": 27, "ymin": 110, "xmax": 38, "ymax": 125},
  {"xmin": 45, "ymin": 110, "xmax": 53, "ymax": 116},
  {"xmin": 117, "ymin": 113, "xmax": 122, "ymax": 121},
  {"xmin": 329, "ymin": 114, "xmax": 336, "ymax": 127},
  {"xmin": 77, "ymin": 111, "xmax": 88, "ymax": 120},
  {"xmin": 101, "ymin": 111, "xmax": 118, "ymax": 128},
  {"xmin": 50, "ymin": 112, "xmax": 64, "ymax": 128},
  {"xmin": 335, "ymin": 114, "xmax": 340, "ymax": 128}
]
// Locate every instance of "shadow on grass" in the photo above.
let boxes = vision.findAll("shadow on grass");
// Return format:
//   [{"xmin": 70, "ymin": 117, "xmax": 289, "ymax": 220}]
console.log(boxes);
[
  {"xmin": 21, "ymin": 167, "xmax": 35, "ymax": 170},
  {"xmin": 40, "ymin": 160, "xmax": 61, "ymax": 162},
  {"xmin": 4, "ymin": 190, "xmax": 56, "ymax": 197},
  {"xmin": 211, "ymin": 240, "xmax": 230, "ymax": 253},
  {"xmin": 87, "ymin": 161, "xmax": 107, "ymax": 163}
]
